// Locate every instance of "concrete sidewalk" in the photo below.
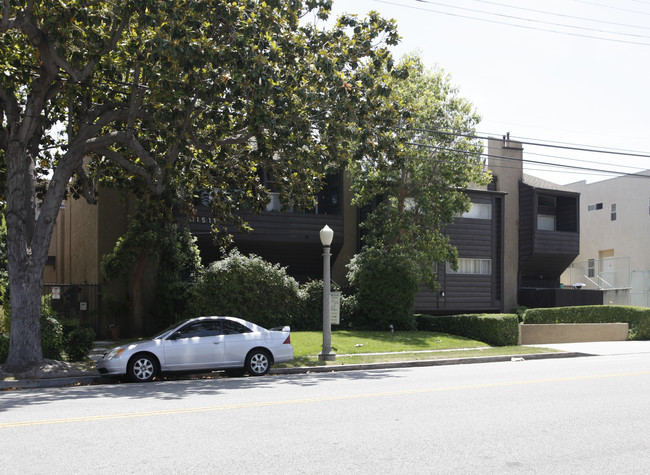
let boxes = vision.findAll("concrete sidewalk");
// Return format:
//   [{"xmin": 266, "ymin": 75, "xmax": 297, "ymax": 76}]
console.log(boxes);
[
  {"xmin": 2, "ymin": 340, "xmax": 648, "ymax": 390},
  {"xmin": 529, "ymin": 340, "xmax": 650, "ymax": 356}
]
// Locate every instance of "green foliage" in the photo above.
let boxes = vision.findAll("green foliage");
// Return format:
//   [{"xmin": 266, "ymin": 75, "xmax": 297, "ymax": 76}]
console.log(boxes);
[
  {"xmin": 346, "ymin": 247, "xmax": 419, "ymax": 330},
  {"xmin": 522, "ymin": 305, "xmax": 650, "ymax": 340},
  {"xmin": 41, "ymin": 300, "xmax": 65, "ymax": 360},
  {"xmin": 295, "ymin": 280, "xmax": 355, "ymax": 331},
  {"xmin": 65, "ymin": 327, "xmax": 96, "ymax": 362},
  {"xmin": 190, "ymin": 249, "xmax": 300, "ymax": 329},
  {"xmin": 0, "ymin": 332, "xmax": 8, "ymax": 364},
  {"xmin": 2, "ymin": 0, "xmax": 405, "ymax": 367},
  {"xmin": 102, "ymin": 197, "xmax": 202, "ymax": 327},
  {"xmin": 417, "ymin": 313, "xmax": 520, "ymax": 347},
  {"xmin": 349, "ymin": 53, "xmax": 491, "ymax": 289},
  {"xmin": 514, "ymin": 305, "xmax": 529, "ymax": 321},
  {"xmin": 296, "ymin": 280, "xmax": 327, "ymax": 331}
]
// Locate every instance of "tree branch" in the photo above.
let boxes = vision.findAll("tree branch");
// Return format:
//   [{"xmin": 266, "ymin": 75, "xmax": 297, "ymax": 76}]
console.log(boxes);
[
  {"xmin": 73, "ymin": 162, "xmax": 98, "ymax": 205},
  {"xmin": 95, "ymin": 147, "xmax": 161, "ymax": 194}
]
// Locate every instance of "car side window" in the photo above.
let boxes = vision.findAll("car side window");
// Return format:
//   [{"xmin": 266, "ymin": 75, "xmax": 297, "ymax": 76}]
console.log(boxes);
[
  {"xmin": 176, "ymin": 320, "xmax": 222, "ymax": 338},
  {"xmin": 222, "ymin": 320, "xmax": 252, "ymax": 335}
]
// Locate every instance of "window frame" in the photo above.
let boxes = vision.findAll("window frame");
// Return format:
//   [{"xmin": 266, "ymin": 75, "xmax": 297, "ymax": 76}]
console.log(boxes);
[{"xmin": 447, "ymin": 258, "xmax": 492, "ymax": 275}]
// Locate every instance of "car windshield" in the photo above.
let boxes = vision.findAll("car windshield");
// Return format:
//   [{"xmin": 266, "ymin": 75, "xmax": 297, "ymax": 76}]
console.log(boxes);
[{"xmin": 151, "ymin": 319, "xmax": 190, "ymax": 340}]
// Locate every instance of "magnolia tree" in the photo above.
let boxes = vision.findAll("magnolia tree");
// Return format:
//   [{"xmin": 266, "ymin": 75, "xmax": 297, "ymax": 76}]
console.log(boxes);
[{"xmin": 0, "ymin": 0, "xmax": 405, "ymax": 371}]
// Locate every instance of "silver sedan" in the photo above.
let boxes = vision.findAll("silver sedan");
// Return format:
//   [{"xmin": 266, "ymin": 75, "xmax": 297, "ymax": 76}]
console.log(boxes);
[{"xmin": 97, "ymin": 316, "xmax": 293, "ymax": 382}]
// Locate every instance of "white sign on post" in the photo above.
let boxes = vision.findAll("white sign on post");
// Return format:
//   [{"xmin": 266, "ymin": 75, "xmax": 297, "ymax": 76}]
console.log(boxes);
[
  {"xmin": 52, "ymin": 286, "xmax": 61, "ymax": 300},
  {"xmin": 330, "ymin": 291, "xmax": 341, "ymax": 325}
]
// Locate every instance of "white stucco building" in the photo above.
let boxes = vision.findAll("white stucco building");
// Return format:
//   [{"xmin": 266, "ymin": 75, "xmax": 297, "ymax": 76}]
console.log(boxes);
[{"xmin": 562, "ymin": 170, "xmax": 650, "ymax": 306}]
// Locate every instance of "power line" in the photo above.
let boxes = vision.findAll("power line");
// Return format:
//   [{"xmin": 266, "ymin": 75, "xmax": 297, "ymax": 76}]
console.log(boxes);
[
  {"xmin": 570, "ymin": 0, "xmax": 650, "ymax": 16},
  {"xmin": 475, "ymin": 130, "xmax": 650, "ymax": 156},
  {"xmin": 407, "ymin": 143, "xmax": 650, "ymax": 179},
  {"xmin": 410, "ymin": 128, "xmax": 650, "ymax": 159},
  {"xmin": 374, "ymin": 0, "xmax": 650, "ymax": 46},
  {"xmin": 411, "ymin": 0, "xmax": 650, "ymax": 40},
  {"xmin": 465, "ymin": 0, "xmax": 650, "ymax": 31}
]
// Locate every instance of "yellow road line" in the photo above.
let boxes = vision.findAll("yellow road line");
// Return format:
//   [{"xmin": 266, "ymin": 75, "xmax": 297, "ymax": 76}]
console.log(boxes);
[{"xmin": 2, "ymin": 370, "xmax": 648, "ymax": 429}]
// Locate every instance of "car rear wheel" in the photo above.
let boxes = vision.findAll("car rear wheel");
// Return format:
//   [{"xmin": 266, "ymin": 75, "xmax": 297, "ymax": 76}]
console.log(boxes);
[
  {"xmin": 245, "ymin": 349, "xmax": 271, "ymax": 376},
  {"xmin": 128, "ymin": 353, "xmax": 158, "ymax": 382}
]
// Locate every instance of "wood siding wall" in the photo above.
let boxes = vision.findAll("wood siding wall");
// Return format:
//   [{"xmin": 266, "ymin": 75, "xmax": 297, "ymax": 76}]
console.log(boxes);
[
  {"xmin": 190, "ymin": 207, "xmax": 344, "ymax": 280},
  {"xmin": 518, "ymin": 182, "xmax": 580, "ymax": 285},
  {"xmin": 414, "ymin": 192, "xmax": 504, "ymax": 314}
]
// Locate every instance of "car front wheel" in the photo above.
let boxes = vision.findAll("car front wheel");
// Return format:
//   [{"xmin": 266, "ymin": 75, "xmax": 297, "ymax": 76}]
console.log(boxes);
[
  {"xmin": 245, "ymin": 349, "xmax": 271, "ymax": 376},
  {"xmin": 128, "ymin": 353, "xmax": 158, "ymax": 382}
]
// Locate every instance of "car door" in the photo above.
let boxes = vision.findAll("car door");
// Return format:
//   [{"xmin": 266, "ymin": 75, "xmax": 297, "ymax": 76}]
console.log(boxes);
[
  {"xmin": 221, "ymin": 319, "xmax": 258, "ymax": 366},
  {"xmin": 162, "ymin": 320, "xmax": 225, "ymax": 371}
]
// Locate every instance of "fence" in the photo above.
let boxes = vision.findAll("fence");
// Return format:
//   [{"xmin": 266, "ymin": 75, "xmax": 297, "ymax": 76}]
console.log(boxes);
[
  {"xmin": 564, "ymin": 257, "xmax": 631, "ymax": 290},
  {"xmin": 631, "ymin": 270, "xmax": 650, "ymax": 307},
  {"xmin": 42, "ymin": 283, "xmax": 101, "ymax": 334}
]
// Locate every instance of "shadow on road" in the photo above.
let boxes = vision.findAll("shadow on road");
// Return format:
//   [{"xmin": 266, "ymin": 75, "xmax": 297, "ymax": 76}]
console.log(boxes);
[{"xmin": 0, "ymin": 367, "xmax": 403, "ymax": 414}]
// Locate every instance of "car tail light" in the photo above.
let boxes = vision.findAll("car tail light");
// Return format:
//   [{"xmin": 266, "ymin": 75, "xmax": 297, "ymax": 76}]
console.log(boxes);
[{"xmin": 283, "ymin": 335, "xmax": 291, "ymax": 344}]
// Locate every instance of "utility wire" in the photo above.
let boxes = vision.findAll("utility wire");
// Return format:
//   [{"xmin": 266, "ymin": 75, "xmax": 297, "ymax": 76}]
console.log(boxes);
[
  {"xmin": 571, "ymin": 0, "xmax": 650, "ymax": 16},
  {"xmin": 411, "ymin": 0, "xmax": 650, "ymax": 40},
  {"xmin": 464, "ymin": 0, "xmax": 650, "ymax": 31},
  {"xmin": 406, "ymin": 143, "xmax": 650, "ymax": 178},
  {"xmin": 409, "ymin": 128, "xmax": 650, "ymax": 159},
  {"xmin": 374, "ymin": 0, "xmax": 650, "ymax": 46},
  {"xmin": 475, "ymin": 130, "xmax": 650, "ymax": 156}
]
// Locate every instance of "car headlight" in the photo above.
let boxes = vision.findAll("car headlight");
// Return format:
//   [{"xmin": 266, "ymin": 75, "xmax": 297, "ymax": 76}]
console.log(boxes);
[{"xmin": 105, "ymin": 347, "xmax": 125, "ymax": 360}]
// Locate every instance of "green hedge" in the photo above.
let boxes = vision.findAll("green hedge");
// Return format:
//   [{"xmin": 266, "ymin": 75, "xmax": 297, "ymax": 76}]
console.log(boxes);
[
  {"xmin": 522, "ymin": 305, "xmax": 650, "ymax": 340},
  {"xmin": 417, "ymin": 313, "xmax": 519, "ymax": 346}
]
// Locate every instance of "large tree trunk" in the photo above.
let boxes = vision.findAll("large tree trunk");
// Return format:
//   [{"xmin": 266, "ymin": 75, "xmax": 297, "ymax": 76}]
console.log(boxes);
[
  {"xmin": 3, "ymin": 141, "xmax": 60, "ymax": 373},
  {"xmin": 5, "ymin": 266, "xmax": 44, "ymax": 371}
]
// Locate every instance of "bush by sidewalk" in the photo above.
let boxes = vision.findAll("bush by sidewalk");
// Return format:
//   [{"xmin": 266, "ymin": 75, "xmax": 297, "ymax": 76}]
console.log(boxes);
[
  {"xmin": 522, "ymin": 305, "xmax": 650, "ymax": 340},
  {"xmin": 417, "ymin": 313, "xmax": 519, "ymax": 346}
]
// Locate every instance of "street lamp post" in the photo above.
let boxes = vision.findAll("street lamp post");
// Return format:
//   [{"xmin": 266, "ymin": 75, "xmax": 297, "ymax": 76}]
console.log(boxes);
[{"xmin": 319, "ymin": 225, "xmax": 336, "ymax": 362}]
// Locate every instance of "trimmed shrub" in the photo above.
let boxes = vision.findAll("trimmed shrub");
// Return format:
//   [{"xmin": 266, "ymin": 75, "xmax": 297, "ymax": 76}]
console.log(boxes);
[
  {"xmin": 65, "ymin": 327, "xmax": 96, "ymax": 362},
  {"xmin": 189, "ymin": 249, "xmax": 300, "ymax": 329},
  {"xmin": 296, "ymin": 280, "xmax": 327, "ymax": 331},
  {"xmin": 41, "ymin": 315, "xmax": 64, "ymax": 360},
  {"xmin": 347, "ymin": 248, "xmax": 419, "ymax": 330},
  {"xmin": 523, "ymin": 305, "xmax": 650, "ymax": 340},
  {"xmin": 296, "ymin": 280, "xmax": 356, "ymax": 331},
  {"xmin": 417, "ymin": 313, "xmax": 520, "ymax": 346}
]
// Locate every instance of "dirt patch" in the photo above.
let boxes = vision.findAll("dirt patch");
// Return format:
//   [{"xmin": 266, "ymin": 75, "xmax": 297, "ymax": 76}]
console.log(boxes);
[{"xmin": 0, "ymin": 359, "xmax": 96, "ymax": 381}]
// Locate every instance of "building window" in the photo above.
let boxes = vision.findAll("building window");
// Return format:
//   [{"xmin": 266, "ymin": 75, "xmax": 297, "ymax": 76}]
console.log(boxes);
[
  {"xmin": 588, "ymin": 258, "xmax": 595, "ymax": 278},
  {"xmin": 611, "ymin": 203, "xmax": 617, "ymax": 221},
  {"xmin": 447, "ymin": 258, "xmax": 492, "ymax": 275},
  {"xmin": 538, "ymin": 195, "xmax": 556, "ymax": 208},
  {"xmin": 588, "ymin": 203, "xmax": 603, "ymax": 212},
  {"xmin": 537, "ymin": 214, "xmax": 556, "ymax": 231},
  {"xmin": 460, "ymin": 203, "xmax": 492, "ymax": 220}
]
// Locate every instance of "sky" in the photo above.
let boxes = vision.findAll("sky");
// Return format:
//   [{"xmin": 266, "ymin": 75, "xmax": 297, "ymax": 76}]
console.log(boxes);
[{"xmin": 319, "ymin": 0, "xmax": 650, "ymax": 185}]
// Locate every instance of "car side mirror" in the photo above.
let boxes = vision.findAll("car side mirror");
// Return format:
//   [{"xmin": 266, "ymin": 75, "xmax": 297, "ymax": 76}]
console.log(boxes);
[{"xmin": 168, "ymin": 331, "xmax": 182, "ymax": 341}]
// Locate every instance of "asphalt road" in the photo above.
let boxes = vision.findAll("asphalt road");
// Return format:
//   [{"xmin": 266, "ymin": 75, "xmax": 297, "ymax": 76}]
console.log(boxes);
[{"xmin": 1, "ymin": 351, "xmax": 649, "ymax": 474}]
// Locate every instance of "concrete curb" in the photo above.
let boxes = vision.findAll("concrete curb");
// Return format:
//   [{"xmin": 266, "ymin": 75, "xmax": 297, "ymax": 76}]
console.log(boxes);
[
  {"xmin": 268, "ymin": 351, "xmax": 590, "ymax": 375},
  {"xmin": 0, "ymin": 351, "xmax": 590, "ymax": 390}
]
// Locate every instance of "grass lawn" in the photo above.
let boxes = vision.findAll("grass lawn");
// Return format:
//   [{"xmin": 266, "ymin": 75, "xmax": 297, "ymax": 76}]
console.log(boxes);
[{"xmin": 277, "ymin": 330, "xmax": 559, "ymax": 367}]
